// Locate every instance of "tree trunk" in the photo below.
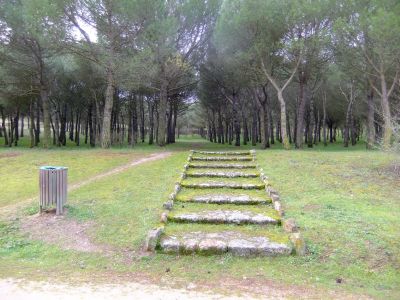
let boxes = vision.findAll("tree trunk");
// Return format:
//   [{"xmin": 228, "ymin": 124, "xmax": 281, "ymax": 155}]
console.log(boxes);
[
  {"xmin": 29, "ymin": 100, "xmax": 35, "ymax": 148},
  {"xmin": 277, "ymin": 91, "xmax": 290, "ymax": 149},
  {"xmin": 35, "ymin": 100, "xmax": 40, "ymax": 146},
  {"xmin": 295, "ymin": 79, "xmax": 307, "ymax": 149},
  {"xmin": 101, "ymin": 68, "xmax": 115, "ymax": 148},
  {"xmin": 14, "ymin": 109, "xmax": 19, "ymax": 146},
  {"xmin": 157, "ymin": 75, "xmax": 168, "ymax": 146},
  {"xmin": 323, "ymin": 93, "xmax": 327, "ymax": 146},
  {"xmin": 1, "ymin": 107, "xmax": 8, "ymax": 146},
  {"xmin": 380, "ymin": 73, "xmax": 392, "ymax": 149},
  {"xmin": 366, "ymin": 88, "xmax": 375, "ymax": 149},
  {"xmin": 75, "ymin": 112, "xmax": 80, "ymax": 146},
  {"xmin": 140, "ymin": 95, "xmax": 145, "ymax": 143},
  {"xmin": 307, "ymin": 98, "xmax": 314, "ymax": 148},
  {"xmin": 20, "ymin": 114, "xmax": 24, "ymax": 137},
  {"xmin": 40, "ymin": 85, "xmax": 51, "ymax": 148},
  {"xmin": 251, "ymin": 105, "xmax": 257, "ymax": 146},
  {"xmin": 148, "ymin": 101, "xmax": 154, "ymax": 145}
]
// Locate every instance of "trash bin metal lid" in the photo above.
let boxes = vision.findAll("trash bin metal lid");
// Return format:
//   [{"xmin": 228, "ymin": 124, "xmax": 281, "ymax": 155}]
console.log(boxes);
[{"xmin": 40, "ymin": 166, "xmax": 68, "ymax": 170}]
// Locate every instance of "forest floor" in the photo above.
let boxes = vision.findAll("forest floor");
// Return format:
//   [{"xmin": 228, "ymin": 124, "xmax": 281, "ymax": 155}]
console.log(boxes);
[{"xmin": 0, "ymin": 136, "xmax": 399, "ymax": 299}]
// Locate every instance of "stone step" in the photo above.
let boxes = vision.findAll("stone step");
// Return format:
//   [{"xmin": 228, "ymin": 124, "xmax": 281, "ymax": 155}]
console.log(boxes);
[
  {"xmin": 192, "ymin": 151, "xmax": 251, "ymax": 156},
  {"xmin": 186, "ymin": 171, "xmax": 259, "ymax": 178},
  {"xmin": 169, "ymin": 210, "xmax": 279, "ymax": 225},
  {"xmin": 184, "ymin": 194, "xmax": 270, "ymax": 205},
  {"xmin": 192, "ymin": 156, "xmax": 253, "ymax": 162},
  {"xmin": 181, "ymin": 182, "xmax": 265, "ymax": 190},
  {"xmin": 159, "ymin": 231, "xmax": 292, "ymax": 256},
  {"xmin": 189, "ymin": 163, "xmax": 257, "ymax": 169}
]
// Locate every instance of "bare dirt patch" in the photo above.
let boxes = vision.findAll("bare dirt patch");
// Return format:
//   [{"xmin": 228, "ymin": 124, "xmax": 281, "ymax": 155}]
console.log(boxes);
[
  {"xmin": 20, "ymin": 210, "xmax": 110, "ymax": 253},
  {"xmin": 0, "ymin": 152, "xmax": 21, "ymax": 159},
  {"xmin": 382, "ymin": 163, "xmax": 400, "ymax": 178},
  {"xmin": 0, "ymin": 278, "xmax": 259, "ymax": 300},
  {"xmin": 303, "ymin": 204, "xmax": 322, "ymax": 211}
]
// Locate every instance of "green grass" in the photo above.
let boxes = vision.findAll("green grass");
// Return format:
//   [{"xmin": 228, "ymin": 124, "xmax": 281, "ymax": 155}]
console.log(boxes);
[
  {"xmin": 0, "ymin": 149, "xmax": 150, "ymax": 208},
  {"xmin": 0, "ymin": 136, "xmax": 399, "ymax": 298}
]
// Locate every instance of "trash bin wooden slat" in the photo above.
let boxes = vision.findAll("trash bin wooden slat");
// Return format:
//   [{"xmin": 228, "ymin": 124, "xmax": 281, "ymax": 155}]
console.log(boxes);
[{"xmin": 39, "ymin": 166, "xmax": 68, "ymax": 215}]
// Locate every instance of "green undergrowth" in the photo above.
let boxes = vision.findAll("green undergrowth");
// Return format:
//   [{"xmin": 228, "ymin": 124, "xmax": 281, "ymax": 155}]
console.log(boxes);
[
  {"xmin": 175, "ymin": 188, "xmax": 271, "ymax": 203},
  {"xmin": 168, "ymin": 202, "xmax": 279, "ymax": 219},
  {"xmin": 163, "ymin": 223, "xmax": 289, "ymax": 244}
]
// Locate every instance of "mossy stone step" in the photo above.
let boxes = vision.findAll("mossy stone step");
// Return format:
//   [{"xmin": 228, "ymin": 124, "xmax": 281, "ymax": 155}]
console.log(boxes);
[
  {"xmin": 159, "ymin": 231, "xmax": 292, "ymax": 256},
  {"xmin": 189, "ymin": 163, "xmax": 257, "ymax": 169},
  {"xmin": 168, "ymin": 210, "xmax": 279, "ymax": 225},
  {"xmin": 186, "ymin": 171, "xmax": 259, "ymax": 178},
  {"xmin": 183, "ymin": 194, "xmax": 270, "ymax": 205},
  {"xmin": 192, "ymin": 151, "xmax": 251, "ymax": 156},
  {"xmin": 181, "ymin": 182, "xmax": 265, "ymax": 190},
  {"xmin": 192, "ymin": 156, "xmax": 253, "ymax": 161}
]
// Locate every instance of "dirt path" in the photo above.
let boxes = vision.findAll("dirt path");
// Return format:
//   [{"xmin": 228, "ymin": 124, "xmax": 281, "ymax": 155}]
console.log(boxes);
[
  {"xmin": 68, "ymin": 152, "xmax": 171, "ymax": 191},
  {"xmin": 0, "ymin": 152, "xmax": 172, "ymax": 216},
  {"xmin": 0, "ymin": 278, "xmax": 262, "ymax": 300}
]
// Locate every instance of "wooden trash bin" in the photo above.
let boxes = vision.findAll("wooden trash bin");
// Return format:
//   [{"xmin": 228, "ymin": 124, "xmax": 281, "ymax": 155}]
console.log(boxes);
[{"xmin": 39, "ymin": 166, "xmax": 68, "ymax": 215}]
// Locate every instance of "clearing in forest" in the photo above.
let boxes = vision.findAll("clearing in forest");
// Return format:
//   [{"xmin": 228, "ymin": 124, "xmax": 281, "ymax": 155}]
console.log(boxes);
[{"xmin": 147, "ymin": 150, "xmax": 304, "ymax": 256}]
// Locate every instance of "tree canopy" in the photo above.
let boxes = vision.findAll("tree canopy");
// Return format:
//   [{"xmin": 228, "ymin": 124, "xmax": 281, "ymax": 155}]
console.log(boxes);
[{"xmin": 0, "ymin": 0, "xmax": 399, "ymax": 150}]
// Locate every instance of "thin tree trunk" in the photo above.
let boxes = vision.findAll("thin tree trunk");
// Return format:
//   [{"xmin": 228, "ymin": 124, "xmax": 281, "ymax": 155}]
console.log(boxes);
[
  {"xmin": 35, "ymin": 100, "xmax": 40, "ymax": 146},
  {"xmin": 157, "ymin": 76, "xmax": 168, "ymax": 146},
  {"xmin": 40, "ymin": 85, "xmax": 51, "ymax": 148},
  {"xmin": 101, "ymin": 67, "xmax": 115, "ymax": 148},
  {"xmin": 1, "ymin": 107, "xmax": 8, "ymax": 146},
  {"xmin": 323, "ymin": 92, "xmax": 327, "ymax": 146},
  {"xmin": 20, "ymin": 113, "xmax": 24, "ymax": 137},
  {"xmin": 366, "ymin": 88, "xmax": 375, "ymax": 149}
]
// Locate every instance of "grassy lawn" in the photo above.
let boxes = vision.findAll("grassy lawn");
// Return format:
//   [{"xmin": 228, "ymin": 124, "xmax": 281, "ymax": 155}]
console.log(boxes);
[{"xmin": 0, "ymin": 136, "xmax": 399, "ymax": 298}]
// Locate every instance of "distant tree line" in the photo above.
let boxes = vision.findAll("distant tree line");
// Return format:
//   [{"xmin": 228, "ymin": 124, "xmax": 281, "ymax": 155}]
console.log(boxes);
[
  {"xmin": 0, "ymin": 0, "xmax": 219, "ymax": 148},
  {"xmin": 0, "ymin": 0, "xmax": 399, "ymax": 150},
  {"xmin": 198, "ymin": 0, "xmax": 400, "ymax": 150}
]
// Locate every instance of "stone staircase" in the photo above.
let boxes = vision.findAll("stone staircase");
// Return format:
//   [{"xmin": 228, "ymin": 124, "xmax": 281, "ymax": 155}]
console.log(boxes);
[{"xmin": 145, "ymin": 150, "xmax": 305, "ymax": 257}]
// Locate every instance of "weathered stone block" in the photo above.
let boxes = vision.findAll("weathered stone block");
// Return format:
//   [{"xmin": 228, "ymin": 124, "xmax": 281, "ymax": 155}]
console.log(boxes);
[
  {"xmin": 271, "ymin": 193, "xmax": 280, "ymax": 202},
  {"xmin": 228, "ymin": 239, "xmax": 257, "ymax": 256},
  {"xmin": 174, "ymin": 184, "xmax": 181, "ymax": 193},
  {"xmin": 163, "ymin": 200, "xmax": 174, "ymax": 210},
  {"xmin": 290, "ymin": 232, "xmax": 306, "ymax": 256},
  {"xmin": 182, "ymin": 239, "xmax": 198, "ymax": 253},
  {"xmin": 198, "ymin": 239, "xmax": 227, "ymax": 254},
  {"xmin": 282, "ymin": 218, "xmax": 299, "ymax": 233},
  {"xmin": 160, "ymin": 237, "xmax": 180, "ymax": 253},
  {"xmin": 160, "ymin": 212, "xmax": 168, "ymax": 223},
  {"xmin": 144, "ymin": 227, "xmax": 164, "ymax": 252}
]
